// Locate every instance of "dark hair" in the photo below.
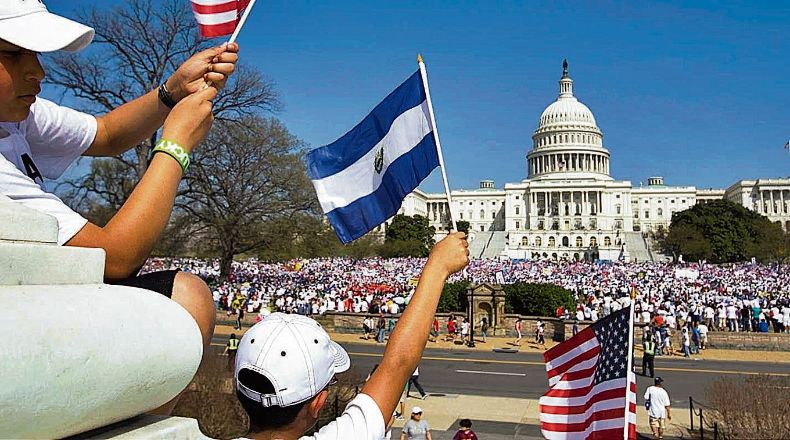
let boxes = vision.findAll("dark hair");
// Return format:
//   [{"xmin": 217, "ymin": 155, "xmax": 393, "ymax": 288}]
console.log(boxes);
[
  {"xmin": 230, "ymin": 333, "xmax": 237, "ymax": 339},
  {"xmin": 236, "ymin": 368, "xmax": 309, "ymax": 431},
  {"xmin": 459, "ymin": 418, "xmax": 472, "ymax": 428}
]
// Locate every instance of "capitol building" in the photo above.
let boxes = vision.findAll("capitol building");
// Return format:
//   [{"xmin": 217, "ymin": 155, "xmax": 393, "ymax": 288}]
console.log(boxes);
[{"xmin": 393, "ymin": 60, "xmax": 790, "ymax": 261}]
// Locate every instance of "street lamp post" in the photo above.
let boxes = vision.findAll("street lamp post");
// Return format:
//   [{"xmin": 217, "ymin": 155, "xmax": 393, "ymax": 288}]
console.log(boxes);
[{"xmin": 467, "ymin": 288, "xmax": 476, "ymax": 348}]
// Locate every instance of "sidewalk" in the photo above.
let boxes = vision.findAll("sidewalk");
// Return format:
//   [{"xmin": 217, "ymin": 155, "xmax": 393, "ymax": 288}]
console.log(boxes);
[
  {"xmin": 387, "ymin": 393, "xmax": 688, "ymax": 439},
  {"xmin": 214, "ymin": 323, "xmax": 790, "ymax": 363}
]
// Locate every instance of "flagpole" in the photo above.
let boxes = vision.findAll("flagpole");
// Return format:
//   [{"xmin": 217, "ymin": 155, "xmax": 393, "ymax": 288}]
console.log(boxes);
[
  {"xmin": 418, "ymin": 54, "xmax": 458, "ymax": 232},
  {"xmin": 623, "ymin": 289, "xmax": 637, "ymax": 440},
  {"xmin": 228, "ymin": 0, "xmax": 258, "ymax": 44}
]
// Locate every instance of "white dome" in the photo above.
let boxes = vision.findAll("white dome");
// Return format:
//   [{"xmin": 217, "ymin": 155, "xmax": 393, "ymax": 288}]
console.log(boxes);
[{"xmin": 539, "ymin": 97, "xmax": 597, "ymax": 129}]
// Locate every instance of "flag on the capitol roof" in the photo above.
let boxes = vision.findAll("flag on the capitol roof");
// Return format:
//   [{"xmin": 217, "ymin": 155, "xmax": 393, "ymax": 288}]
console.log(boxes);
[
  {"xmin": 539, "ymin": 306, "xmax": 637, "ymax": 440},
  {"xmin": 190, "ymin": 0, "xmax": 251, "ymax": 38},
  {"xmin": 306, "ymin": 70, "xmax": 439, "ymax": 244}
]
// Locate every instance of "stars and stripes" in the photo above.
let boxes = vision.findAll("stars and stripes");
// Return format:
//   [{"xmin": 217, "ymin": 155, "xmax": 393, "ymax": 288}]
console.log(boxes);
[
  {"xmin": 539, "ymin": 306, "xmax": 637, "ymax": 440},
  {"xmin": 190, "ymin": 0, "xmax": 251, "ymax": 38}
]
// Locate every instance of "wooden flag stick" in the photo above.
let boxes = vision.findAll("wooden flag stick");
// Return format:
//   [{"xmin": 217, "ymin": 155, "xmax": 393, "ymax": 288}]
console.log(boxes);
[{"xmin": 418, "ymin": 54, "xmax": 458, "ymax": 233}]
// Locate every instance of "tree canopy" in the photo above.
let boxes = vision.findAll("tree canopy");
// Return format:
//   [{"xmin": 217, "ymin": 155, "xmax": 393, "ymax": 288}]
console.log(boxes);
[
  {"xmin": 383, "ymin": 215, "xmax": 435, "ymax": 257},
  {"xmin": 663, "ymin": 199, "xmax": 788, "ymax": 263}
]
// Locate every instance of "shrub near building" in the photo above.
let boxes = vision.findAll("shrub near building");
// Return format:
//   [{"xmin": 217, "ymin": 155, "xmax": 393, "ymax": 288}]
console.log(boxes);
[
  {"xmin": 504, "ymin": 283, "xmax": 574, "ymax": 317},
  {"xmin": 438, "ymin": 281, "xmax": 573, "ymax": 318}
]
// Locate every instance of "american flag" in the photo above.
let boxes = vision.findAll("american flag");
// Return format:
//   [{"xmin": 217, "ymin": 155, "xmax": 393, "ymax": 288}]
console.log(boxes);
[
  {"xmin": 539, "ymin": 306, "xmax": 637, "ymax": 440},
  {"xmin": 190, "ymin": 0, "xmax": 251, "ymax": 38}
]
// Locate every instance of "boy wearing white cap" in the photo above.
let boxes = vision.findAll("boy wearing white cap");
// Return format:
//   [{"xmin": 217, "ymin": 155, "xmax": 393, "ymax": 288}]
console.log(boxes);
[
  {"xmin": 234, "ymin": 233, "xmax": 469, "ymax": 440},
  {"xmin": 0, "ymin": 1, "xmax": 240, "ymax": 357}
]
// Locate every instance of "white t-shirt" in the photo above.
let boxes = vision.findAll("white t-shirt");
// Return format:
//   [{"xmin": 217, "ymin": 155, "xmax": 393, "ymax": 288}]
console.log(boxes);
[
  {"xmin": 0, "ymin": 98, "xmax": 96, "ymax": 245},
  {"xmin": 235, "ymin": 393, "xmax": 385, "ymax": 440},
  {"xmin": 644, "ymin": 385, "xmax": 671, "ymax": 419}
]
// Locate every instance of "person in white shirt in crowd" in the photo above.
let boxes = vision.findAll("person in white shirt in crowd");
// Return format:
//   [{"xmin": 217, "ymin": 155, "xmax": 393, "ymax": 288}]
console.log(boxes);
[
  {"xmin": 697, "ymin": 322, "xmax": 708, "ymax": 349},
  {"xmin": 232, "ymin": 233, "xmax": 468, "ymax": 440},
  {"xmin": 644, "ymin": 377, "xmax": 671, "ymax": 440}
]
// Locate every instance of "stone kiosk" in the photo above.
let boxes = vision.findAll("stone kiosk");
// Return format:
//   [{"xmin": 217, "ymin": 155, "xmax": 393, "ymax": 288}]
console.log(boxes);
[
  {"xmin": 466, "ymin": 283, "xmax": 507, "ymax": 336},
  {"xmin": 0, "ymin": 194, "xmax": 206, "ymax": 438}
]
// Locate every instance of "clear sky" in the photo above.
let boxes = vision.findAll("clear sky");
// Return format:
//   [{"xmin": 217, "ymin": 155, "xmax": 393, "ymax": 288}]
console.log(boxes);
[{"xmin": 46, "ymin": 0, "xmax": 790, "ymax": 193}]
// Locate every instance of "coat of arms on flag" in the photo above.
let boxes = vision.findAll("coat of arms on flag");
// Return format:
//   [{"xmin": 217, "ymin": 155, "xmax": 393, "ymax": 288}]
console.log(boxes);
[{"xmin": 539, "ymin": 306, "xmax": 637, "ymax": 439}]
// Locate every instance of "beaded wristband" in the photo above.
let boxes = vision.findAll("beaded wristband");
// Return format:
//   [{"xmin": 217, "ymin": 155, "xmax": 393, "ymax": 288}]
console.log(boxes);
[{"xmin": 150, "ymin": 139, "xmax": 190, "ymax": 173}]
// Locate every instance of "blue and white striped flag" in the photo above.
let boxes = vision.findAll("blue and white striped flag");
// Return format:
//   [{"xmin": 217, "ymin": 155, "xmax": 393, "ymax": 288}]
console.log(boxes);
[{"xmin": 306, "ymin": 70, "xmax": 439, "ymax": 243}]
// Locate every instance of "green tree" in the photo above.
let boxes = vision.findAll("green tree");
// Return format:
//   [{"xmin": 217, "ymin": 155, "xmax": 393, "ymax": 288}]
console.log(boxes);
[
  {"xmin": 664, "ymin": 200, "xmax": 788, "ymax": 263},
  {"xmin": 503, "ymin": 283, "xmax": 574, "ymax": 316},
  {"xmin": 437, "ymin": 282, "xmax": 470, "ymax": 313},
  {"xmin": 179, "ymin": 117, "xmax": 316, "ymax": 277},
  {"xmin": 383, "ymin": 215, "xmax": 435, "ymax": 257}
]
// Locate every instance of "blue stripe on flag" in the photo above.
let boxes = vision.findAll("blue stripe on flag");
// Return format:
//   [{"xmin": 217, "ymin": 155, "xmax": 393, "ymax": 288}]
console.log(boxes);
[
  {"xmin": 306, "ymin": 70, "xmax": 426, "ymax": 180},
  {"xmin": 326, "ymin": 134, "xmax": 439, "ymax": 243}
]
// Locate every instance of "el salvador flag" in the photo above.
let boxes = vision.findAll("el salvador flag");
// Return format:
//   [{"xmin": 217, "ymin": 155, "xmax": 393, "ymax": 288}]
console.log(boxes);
[{"xmin": 306, "ymin": 70, "xmax": 439, "ymax": 244}]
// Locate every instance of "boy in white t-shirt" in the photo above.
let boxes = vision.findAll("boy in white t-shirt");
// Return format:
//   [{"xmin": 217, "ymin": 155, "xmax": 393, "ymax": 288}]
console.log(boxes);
[
  {"xmin": 233, "ymin": 234, "xmax": 469, "ymax": 440},
  {"xmin": 0, "ymin": 1, "xmax": 239, "ymax": 410}
]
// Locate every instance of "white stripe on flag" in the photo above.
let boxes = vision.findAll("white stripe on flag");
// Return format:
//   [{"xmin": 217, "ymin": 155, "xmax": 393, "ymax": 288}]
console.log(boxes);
[
  {"xmin": 538, "ymin": 377, "xmax": 626, "ymax": 407},
  {"xmin": 548, "ymin": 356, "xmax": 598, "ymax": 387},
  {"xmin": 545, "ymin": 337, "xmax": 598, "ymax": 372},
  {"xmin": 312, "ymin": 101, "xmax": 433, "ymax": 213},
  {"xmin": 193, "ymin": 10, "xmax": 237, "ymax": 25},
  {"xmin": 539, "ymin": 397, "xmax": 625, "ymax": 424},
  {"xmin": 549, "ymin": 375, "xmax": 595, "ymax": 390},
  {"xmin": 541, "ymin": 416, "xmax": 636, "ymax": 440}
]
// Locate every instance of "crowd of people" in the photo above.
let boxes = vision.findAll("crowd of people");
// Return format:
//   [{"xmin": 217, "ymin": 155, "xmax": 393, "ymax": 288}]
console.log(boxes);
[{"xmin": 142, "ymin": 256, "xmax": 790, "ymax": 335}]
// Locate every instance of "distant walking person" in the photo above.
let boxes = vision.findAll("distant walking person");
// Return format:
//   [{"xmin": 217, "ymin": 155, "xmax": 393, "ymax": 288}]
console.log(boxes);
[
  {"xmin": 401, "ymin": 406, "xmax": 431, "ymax": 440},
  {"xmin": 223, "ymin": 333, "xmax": 240, "ymax": 370},
  {"xmin": 479, "ymin": 317, "xmax": 488, "ymax": 343},
  {"xmin": 376, "ymin": 313, "xmax": 387, "ymax": 343},
  {"xmin": 452, "ymin": 419, "xmax": 478, "ymax": 440},
  {"xmin": 644, "ymin": 377, "xmax": 671, "ymax": 440},
  {"xmin": 642, "ymin": 333, "xmax": 656, "ymax": 378},
  {"xmin": 514, "ymin": 318, "xmax": 523, "ymax": 346},
  {"xmin": 407, "ymin": 366, "xmax": 427, "ymax": 400}
]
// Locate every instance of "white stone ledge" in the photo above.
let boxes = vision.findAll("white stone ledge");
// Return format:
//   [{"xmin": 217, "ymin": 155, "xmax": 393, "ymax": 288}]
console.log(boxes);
[
  {"xmin": 0, "ymin": 242, "xmax": 105, "ymax": 285},
  {"xmin": 0, "ymin": 194, "xmax": 58, "ymax": 244},
  {"xmin": 0, "ymin": 284, "xmax": 203, "ymax": 438},
  {"xmin": 75, "ymin": 415, "xmax": 209, "ymax": 439}
]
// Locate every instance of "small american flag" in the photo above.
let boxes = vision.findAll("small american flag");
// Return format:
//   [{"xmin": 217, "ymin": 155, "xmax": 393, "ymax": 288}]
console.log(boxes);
[
  {"xmin": 539, "ymin": 306, "xmax": 637, "ymax": 440},
  {"xmin": 190, "ymin": 0, "xmax": 251, "ymax": 38}
]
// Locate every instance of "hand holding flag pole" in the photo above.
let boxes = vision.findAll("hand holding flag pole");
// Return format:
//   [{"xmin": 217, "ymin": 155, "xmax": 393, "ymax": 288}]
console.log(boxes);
[
  {"xmin": 191, "ymin": 0, "xmax": 259, "ymax": 88},
  {"xmin": 418, "ymin": 54, "xmax": 459, "ymax": 232}
]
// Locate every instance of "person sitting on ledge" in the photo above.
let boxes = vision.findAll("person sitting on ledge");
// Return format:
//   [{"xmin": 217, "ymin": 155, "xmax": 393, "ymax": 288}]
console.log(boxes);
[
  {"xmin": 233, "ymin": 233, "xmax": 469, "ymax": 440},
  {"xmin": 0, "ymin": 0, "xmax": 239, "ymax": 411}
]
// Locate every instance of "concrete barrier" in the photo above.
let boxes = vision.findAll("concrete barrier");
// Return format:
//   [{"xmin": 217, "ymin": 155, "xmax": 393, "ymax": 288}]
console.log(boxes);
[{"xmin": 0, "ymin": 194, "xmax": 204, "ymax": 438}]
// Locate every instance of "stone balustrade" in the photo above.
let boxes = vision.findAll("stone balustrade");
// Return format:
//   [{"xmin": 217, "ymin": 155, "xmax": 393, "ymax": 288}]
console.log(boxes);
[{"xmin": 0, "ymin": 194, "xmax": 205, "ymax": 438}]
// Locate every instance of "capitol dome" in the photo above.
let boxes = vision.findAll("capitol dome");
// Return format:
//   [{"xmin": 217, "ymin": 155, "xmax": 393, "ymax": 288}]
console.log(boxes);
[{"xmin": 527, "ymin": 60, "xmax": 612, "ymax": 180}]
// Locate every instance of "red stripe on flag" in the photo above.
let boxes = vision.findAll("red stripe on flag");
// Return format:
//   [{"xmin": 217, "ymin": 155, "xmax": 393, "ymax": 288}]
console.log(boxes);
[
  {"xmin": 546, "ymin": 346, "xmax": 600, "ymax": 380},
  {"xmin": 198, "ymin": 21, "xmax": 238, "ymax": 38},
  {"xmin": 191, "ymin": 1, "xmax": 238, "ymax": 14},
  {"xmin": 543, "ymin": 326, "xmax": 595, "ymax": 363},
  {"xmin": 587, "ymin": 427, "xmax": 631, "ymax": 440}
]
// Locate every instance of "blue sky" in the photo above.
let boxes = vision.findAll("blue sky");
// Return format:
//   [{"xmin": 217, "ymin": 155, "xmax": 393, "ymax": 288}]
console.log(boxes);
[{"xmin": 46, "ymin": 0, "xmax": 790, "ymax": 192}]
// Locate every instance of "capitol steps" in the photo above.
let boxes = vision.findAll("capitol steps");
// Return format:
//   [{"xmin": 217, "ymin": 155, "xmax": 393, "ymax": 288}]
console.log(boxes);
[
  {"xmin": 621, "ymin": 231, "xmax": 653, "ymax": 262},
  {"xmin": 468, "ymin": 231, "xmax": 508, "ymax": 259}
]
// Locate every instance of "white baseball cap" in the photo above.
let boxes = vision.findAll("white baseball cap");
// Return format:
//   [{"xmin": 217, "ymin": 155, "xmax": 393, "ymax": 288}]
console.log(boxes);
[
  {"xmin": 235, "ymin": 313, "xmax": 351, "ymax": 407},
  {"xmin": 0, "ymin": 0, "xmax": 94, "ymax": 53},
  {"xmin": 411, "ymin": 406, "xmax": 423, "ymax": 414}
]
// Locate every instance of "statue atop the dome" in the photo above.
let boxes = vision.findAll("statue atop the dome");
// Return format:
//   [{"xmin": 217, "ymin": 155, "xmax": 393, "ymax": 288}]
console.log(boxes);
[{"xmin": 562, "ymin": 59, "xmax": 569, "ymax": 78}]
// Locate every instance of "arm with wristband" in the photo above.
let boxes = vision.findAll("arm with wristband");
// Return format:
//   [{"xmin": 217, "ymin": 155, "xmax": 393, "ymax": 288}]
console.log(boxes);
[{"xmin": 66, "ymin": 86, "xmax": 217, "ymax": 279}]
